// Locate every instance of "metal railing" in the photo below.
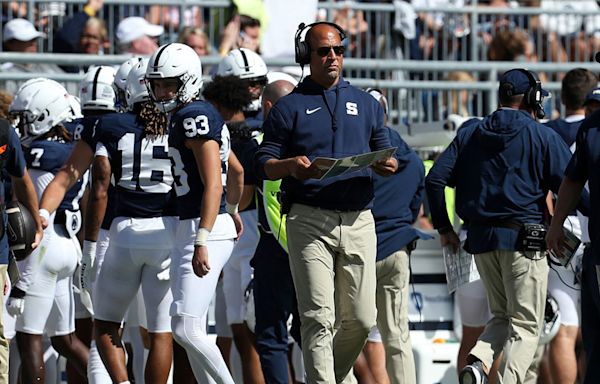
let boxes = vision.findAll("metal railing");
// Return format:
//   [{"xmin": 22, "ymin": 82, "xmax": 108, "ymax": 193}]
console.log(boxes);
[
  {"xmin": 1, "ymin": 1, "xmax": 600, "ymax": 62},
  {"xmin": 1, "ymin": 52, "xmax": 595, "ymax": 130}
]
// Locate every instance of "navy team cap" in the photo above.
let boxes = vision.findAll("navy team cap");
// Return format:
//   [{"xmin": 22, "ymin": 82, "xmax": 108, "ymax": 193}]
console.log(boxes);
[
  {"xmin": 584, "ymin": 87, "xmax": 600, "ymax": 105},
  {"xmin": 499, "ymin": 69, "xmax": 549, "ymax": 97}
]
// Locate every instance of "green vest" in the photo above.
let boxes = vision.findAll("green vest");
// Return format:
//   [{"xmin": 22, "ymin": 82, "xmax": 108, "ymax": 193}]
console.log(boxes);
[{"xmin": 424, "ymin": 159, "xmax": 457, "ymax": 225}]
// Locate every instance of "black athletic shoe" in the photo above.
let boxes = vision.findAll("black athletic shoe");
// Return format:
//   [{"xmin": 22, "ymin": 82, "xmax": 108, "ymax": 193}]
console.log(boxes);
[{"xmin": 459, "ymin": 360, "xmax": 489, "ymax": 384}]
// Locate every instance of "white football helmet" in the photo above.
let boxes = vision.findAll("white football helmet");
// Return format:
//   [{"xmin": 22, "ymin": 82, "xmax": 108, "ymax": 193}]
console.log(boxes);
[
  {"xmin": 80, "ymin": 66, "xmax": 117, "ymax": 111},
  {"xmin": 125, "ymin": 58, "xmax": 150, "ymax": 109},
  {"xmin": 216, "ymin": 48, "xmax": 268, "ymax": 82},
  {"xmin": 9, "ymin": 78, "xmax": 73, "ymax": 137},
  {"xmin": 114, "ymin": 57, "xmax": 143, "ymax": 112},
  {"xmin": 267, "ymin": 71, "xmax": 298, "ymax": 86},
  {"xmin": 145, "ymin": 43, "xmax": 203, "ymax": 113},
  {"xmin": 68, "ymin": 95, "xmax": 83, "ymax": 119}
]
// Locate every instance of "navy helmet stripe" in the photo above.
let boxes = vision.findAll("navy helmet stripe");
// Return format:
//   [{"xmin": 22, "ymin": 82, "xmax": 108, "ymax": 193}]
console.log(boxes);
[
  {"xmin": 154, "ymin": 43, "xmax": 171, "ymax": 69},
  {"xmin": 92, "ymin": 67, "xmax": 102, "ymax": 101}
]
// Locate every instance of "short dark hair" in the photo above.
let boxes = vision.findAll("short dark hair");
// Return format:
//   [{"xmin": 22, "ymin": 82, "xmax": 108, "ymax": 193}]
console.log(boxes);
[
  {"xmin": 561, "ymin": 68, "xmax": 598, "ymax": 110},
  {"xmin": 202, "ymin": 75, "xmax": 252, "ymax": 112},
  {"xmin": 240, "ymin": 14, "xmax": 260, "ymax": 31},
  {"xmin": 498, "ymin": 92, "xmax": 524, "ymax": 108}
]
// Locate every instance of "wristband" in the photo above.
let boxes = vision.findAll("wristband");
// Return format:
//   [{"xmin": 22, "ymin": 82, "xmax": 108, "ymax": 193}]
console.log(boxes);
[
  {"xmin": 83, "ymin": 240, "xmax": 97, "ymax": 262},
  {"xmin": 38, "ymin": 208, "xmax": 50, "ymax": 222},
  {"xmin": 194, "ymin": 228, "xmax": 210, "ymax": 247},
  {"xmin": 226, "ymin": 202, "xmax": 239, "ymax": 215}
]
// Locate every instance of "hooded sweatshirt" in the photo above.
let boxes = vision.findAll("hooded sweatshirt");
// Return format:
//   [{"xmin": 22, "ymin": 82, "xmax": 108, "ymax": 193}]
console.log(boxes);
[
  {"xmin": 426, "ymin": 108, "xmax": 572, "ymax": 253},
  {"xmin": 254, "ymin": 76, "xmax": 391, "ymax": 211},
  {"xmin": 372, "ymin": 127, "xmax": 431, "ymax": 260}
]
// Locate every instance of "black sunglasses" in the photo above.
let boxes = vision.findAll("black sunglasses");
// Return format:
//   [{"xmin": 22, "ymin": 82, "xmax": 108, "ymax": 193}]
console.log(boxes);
[{"xmin": 313, "ymin": 45, "xmax": 345, "ymax": 57}]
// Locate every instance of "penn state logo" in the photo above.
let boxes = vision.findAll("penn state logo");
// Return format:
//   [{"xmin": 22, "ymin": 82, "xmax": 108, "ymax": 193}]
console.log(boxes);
[{"xmin": 71, "ymin": 214, "xmax": 79, "ymax": 232}]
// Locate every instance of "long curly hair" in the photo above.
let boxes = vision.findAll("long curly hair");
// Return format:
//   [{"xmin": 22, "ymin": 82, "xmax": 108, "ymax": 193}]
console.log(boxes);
[{"xmin": 138, "ymin": 101, "xmax": 168, "ymax": 138}]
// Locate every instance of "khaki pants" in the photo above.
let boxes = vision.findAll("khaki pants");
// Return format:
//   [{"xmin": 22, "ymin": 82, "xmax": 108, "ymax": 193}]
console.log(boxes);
[
  {"xmin": 0, "ymin": 264, "xmax": 7, "ymax": 384},
  {"xmin": 376, "ymin": 250, "xmax": 416, "ymax": 384},
  {"xmin": 471, "ymin": 250, "xmax": 548, "ymax": 384},
  {"xmin": 286, "ymin": 204, "xmax": 377, "ymax": 384}
]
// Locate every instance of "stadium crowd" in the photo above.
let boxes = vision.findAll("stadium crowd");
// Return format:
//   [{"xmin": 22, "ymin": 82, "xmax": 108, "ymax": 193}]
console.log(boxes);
[{"xmin": 0, "ymin": 2, "xmax": 597, "ymax": 384}]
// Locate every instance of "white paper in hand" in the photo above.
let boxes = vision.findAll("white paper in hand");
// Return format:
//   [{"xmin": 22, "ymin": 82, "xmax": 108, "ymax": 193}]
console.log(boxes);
[{"xmin": 442, "ymin": 243, "xmax": 480, "ymax": 293}]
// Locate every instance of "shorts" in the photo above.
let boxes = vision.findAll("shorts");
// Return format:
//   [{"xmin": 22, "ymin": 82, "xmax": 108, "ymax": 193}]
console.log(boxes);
[
  {"xmin": 93, "ymin": 217, "xmax": 176, "ymax": 332},
  {"xmin": 223, "ymin": 210, "xmax": 258, "ymax": 325},
  {"xmin": 15, "ymin": 226, "xmax": 78, "ymax": 336},
  {"xmin": 455, "ymin": 279, "xmax": 492, "ymax": 328}
]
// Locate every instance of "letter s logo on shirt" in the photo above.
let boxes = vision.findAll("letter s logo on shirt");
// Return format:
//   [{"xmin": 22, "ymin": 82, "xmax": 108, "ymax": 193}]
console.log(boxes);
[{"xmin": 346, "ymin": 102, "xmax": 358, "ymax": 116}]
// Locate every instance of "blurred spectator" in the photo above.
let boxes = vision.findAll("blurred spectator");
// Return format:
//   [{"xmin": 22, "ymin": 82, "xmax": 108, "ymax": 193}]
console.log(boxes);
[
  {"xmin": 147, "ymin": 4, "xmax": 202, "ymax": 31},
  {"xmin": 487, "ymin": 27, "xmax": 535, "ymax": 61},
  {"xmin": 0, "ymin": 90, "xmax": 12, "ymax": 119},
  {"xmin": 54, "ymin": 0, "xmax": 108, "ymax": 73},
  {"xmin": 1, "ymin": 1, "xmax": 27, "ymax": 23},
  {"xmin": 585, "ymin": 88, "xmax": 600, "ymax": 117},
  {"xmin": 328, "ymin": 1, "xmax": 369, "ymax": 57},
  {"xmin": 411, "ymin": 0, "xmax": 467, "ymax": 60},
  {"xmin": 444, "ymin": 71, "xmax": 474, "ymax": 118},
  {"xmin": 116, "ymin": 16, "xmax": 163, "ymax": 55},
  {"xmin": 219, "ymin": 14, "xmax": 261, "ymax": 56},
  {"xmin": 178, "ymin": 27, "xmax": 211, "ymax": 56},
  {"xmin": 518, "ymin": 0, "xmax": 568, "ymax": 64},
  {"xmin": 260, "ymin": 0, "xmax": 318, "ymax": 59},
  {"xmin": 1, "ymin": 18, "xmax": 65, "ymax": 93}
]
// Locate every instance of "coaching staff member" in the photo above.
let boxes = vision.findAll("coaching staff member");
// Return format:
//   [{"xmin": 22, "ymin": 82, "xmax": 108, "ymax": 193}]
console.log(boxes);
[
  {"xmin": 254, "ymin": 22, "xmax": 397, "ymax": 384},
  {"xmin": 547, "ymin": 104, "xmax": 600, "ymax": 384},
  {"xmin": 426, "ymin": 69, "xmax": 573, "ymax": 384}
]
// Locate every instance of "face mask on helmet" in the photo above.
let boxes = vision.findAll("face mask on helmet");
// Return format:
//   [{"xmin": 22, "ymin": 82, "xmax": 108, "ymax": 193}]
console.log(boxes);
[
  {"xmin": 9, "ymin": 79, "xmax": 73, "ymax": 140},
  {"xmin": 216, "ymin": 48, "xmax": 268, "ymax": 80},
  {"xmin": 125, "ymin": 58, "xmax": 150, "ymax": 110},
  {"xmin": 80, "ymin": 66, "xmax": 117, "ymax": 112},
  {"xmin": 145, "ymin": 43, "xmax": 203, "ymax": 113},
  {"xmin": 217, "ymin": 49, "xmax": 268, "ymax": 113},
  {"xmin": 114, "ymin": 57, "xmax": 143, "ymax": 112}
]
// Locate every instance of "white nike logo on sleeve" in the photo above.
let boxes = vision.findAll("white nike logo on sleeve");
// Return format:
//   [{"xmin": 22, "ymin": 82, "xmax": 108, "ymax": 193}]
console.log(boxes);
[{"xmin": 305, "ymin": 107, "xmax": 322, "ymax": 114}]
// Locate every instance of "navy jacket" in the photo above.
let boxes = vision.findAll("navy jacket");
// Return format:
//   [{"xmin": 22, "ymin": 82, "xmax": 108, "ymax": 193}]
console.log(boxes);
[
  {"xmin": 373, "ymin": 128, "xmax": 429, "ymax": 260},
  {"xmin": 544, "ymin": 117, "xmax": 583, "ymax": 148},
  {"xmin": 426, "ymin": 108, "xmax": 572, "ymax": 253},
  {"xmin": 566, "ymin": 109, "xmax": 600, "ymax": 247},
  {"xmin": 254, "ymin": 76, "xmax": 391, "ymax": 211}
]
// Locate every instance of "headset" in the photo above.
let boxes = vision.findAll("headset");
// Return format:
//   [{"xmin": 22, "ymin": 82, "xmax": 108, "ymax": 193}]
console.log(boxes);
[
  {"xmin": 500, "ymin": 68, "xmax": 545, "ymax": 119},
  {"xmin": 294, "ymin": 22, "xmax": 347, "ymax": 66}
]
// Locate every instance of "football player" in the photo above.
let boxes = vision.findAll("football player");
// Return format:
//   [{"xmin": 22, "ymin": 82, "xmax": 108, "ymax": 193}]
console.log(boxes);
[
  {"xmin": 146, "ymin": 42, "xmax": 242, "ymax": 384},
  {"xmin": 39, "ymin": 59, "xmax": 176, "ymax": 384},
  {"xmin": 203, "ymin": 73, "xmax": 263, "ymax": 383},
  {"xmin": 8, "ymin": 78, "xmax": 89, "ymax": 383}
]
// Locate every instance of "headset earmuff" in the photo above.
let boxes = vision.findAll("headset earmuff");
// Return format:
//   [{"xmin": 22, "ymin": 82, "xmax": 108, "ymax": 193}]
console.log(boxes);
[{"xmin": 294, "ymin": 22, "xmax": 347, "ymax": 66}]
